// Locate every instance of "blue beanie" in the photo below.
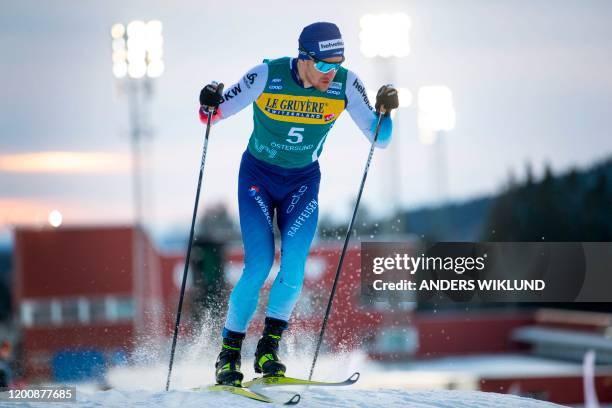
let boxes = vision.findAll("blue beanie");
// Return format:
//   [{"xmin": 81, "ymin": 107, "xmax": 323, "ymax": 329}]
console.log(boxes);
[{"xmin": 298, "ymin": 22, "xmax": 344, "ymax": 60}]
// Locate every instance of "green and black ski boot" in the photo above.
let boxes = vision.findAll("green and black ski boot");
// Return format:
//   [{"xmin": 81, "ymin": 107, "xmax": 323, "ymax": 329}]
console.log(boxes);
[
  {"xmin": 215, "ymin": 331, "xmax": 245, "ymax": 386},
  {"xmin": 254, "ymin": 317, "xmax": 288, "ymax": 377}
]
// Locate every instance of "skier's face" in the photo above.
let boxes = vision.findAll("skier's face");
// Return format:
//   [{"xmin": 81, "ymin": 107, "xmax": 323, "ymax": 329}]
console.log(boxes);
[{"xmin": 303, "ymin": 56, "xmax": 343, "ymax": 92}]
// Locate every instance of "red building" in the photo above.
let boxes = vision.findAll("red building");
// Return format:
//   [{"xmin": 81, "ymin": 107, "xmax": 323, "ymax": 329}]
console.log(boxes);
[{"xmin": 13, "ymin": 226, "xmax": 183, "ymax": 382}]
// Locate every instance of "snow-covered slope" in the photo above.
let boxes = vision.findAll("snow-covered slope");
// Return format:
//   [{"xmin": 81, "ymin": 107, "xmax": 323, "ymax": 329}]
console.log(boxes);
[
  {"xmin": 71, "ymin": 387, "xmax": 566, "ymax": 407},
  {"xmin": 15, "ymin": 331, "xmax": 569, "ymax": 407}
]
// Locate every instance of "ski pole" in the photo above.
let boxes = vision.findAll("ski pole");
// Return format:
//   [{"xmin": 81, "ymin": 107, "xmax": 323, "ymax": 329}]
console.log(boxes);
[
  {"xmin": 165, "ymin": 83, "xmax": 224, "ymax": 391},
  {"xmin": 308, "ymin": 111, "xmax": 385, "ymax": 381}
]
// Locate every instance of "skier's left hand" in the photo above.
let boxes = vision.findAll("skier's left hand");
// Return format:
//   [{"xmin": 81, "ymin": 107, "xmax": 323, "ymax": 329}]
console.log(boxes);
[{"xmin": 375, "ymin": 84, "xmax": 399, "ymax": 116}]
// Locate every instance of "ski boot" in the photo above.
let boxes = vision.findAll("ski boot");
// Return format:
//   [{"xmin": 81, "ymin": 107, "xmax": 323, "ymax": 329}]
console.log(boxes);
[
  {"xmin": 254, "ymin": 317, "xmax": 288, "ymax": 377},
  {"xmin": 215, "ymin": 330, "xmax": 245, "ymax": 386}
]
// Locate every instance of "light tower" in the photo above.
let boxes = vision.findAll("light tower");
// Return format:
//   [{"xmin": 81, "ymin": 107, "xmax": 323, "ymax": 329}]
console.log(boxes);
[{"xmin": 110, "ymin": 20, "xmax": 164, "ymax": 340}]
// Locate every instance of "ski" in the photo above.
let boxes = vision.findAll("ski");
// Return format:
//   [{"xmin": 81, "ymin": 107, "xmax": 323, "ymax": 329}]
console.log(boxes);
[
  {"xmin": 243, "ymin": 372, "xmax": 360, "ymax": 389},
  {"xmin": 193, "ymin": 384, "xmax": 301, "ymax": 405}
]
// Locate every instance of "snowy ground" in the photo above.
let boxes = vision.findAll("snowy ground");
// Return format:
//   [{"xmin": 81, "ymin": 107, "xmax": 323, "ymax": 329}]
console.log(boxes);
[
  {"xmin": 47, "ymin": 352, "xmax": 568, "ymax": 407},
  {"xmin": 71, "ymin": 387, "xmax": 567, "ymax": 408},
  {"xmin": 9, "ymin": 358, "xmax": 570, "ymax": 408},
  {"xmin": 8, "ymin": 327, "xmax": 576, "ymax": 407}
]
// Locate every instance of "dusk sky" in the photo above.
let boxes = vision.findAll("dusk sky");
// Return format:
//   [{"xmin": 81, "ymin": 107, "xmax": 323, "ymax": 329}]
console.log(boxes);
[{"xmin": 1, "ymin": 0, "xmax": 611, "ymax": 242}]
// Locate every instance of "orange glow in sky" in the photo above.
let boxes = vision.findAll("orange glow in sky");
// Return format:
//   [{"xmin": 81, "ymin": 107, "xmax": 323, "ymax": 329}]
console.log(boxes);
[
  {"xmin": 0, "ymin": 198, "xmax": 61, "ymax": 226},
  {"xmin": 0, "ymin": 198, "xmax": 132, "ymax": 229},
  {"xmin": 0, "ymin": 152, "xmax": 131, "ymax": 173}
]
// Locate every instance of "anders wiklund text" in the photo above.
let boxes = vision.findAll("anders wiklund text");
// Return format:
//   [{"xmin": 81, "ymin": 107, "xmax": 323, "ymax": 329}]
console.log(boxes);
[{"xmin": 372, "ymin": 279, "xmax": 546, "ymax": 291}]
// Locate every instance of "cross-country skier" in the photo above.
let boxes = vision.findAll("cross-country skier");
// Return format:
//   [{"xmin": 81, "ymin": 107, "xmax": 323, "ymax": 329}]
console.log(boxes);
[{"xmin": 198, "ymin": 22, "xmax": 399, "ymax": 386}]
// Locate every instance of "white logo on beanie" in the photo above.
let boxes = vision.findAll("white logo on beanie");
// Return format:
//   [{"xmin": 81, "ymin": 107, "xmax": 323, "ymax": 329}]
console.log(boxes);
[{"xmin": 318, "ymin": 39, "xmax": 344, "ymax": 51}]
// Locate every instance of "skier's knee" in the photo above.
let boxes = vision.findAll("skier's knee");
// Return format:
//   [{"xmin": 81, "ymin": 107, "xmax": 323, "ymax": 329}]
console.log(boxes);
[
  {"xmin": 278, "ymin": 275, "xmax": 304, "ymax": 295},
  {"xmin": 244, "ymin": 253, "xmax": 274, "ymax": 277},
  {"xmin": 277, "ymin": 264, "xmax": 305, "ymax": 289}
]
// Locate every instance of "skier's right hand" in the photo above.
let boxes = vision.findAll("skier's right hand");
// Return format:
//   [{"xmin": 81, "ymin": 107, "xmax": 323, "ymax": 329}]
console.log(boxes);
[{"xmin": 199, "ymin": 82, "xmax": 224, "ymax": 111}]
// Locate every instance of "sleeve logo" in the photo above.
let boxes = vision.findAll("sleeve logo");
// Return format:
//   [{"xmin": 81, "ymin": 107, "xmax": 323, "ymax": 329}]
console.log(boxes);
[
  {"xmin": 352, "ymin": 78, "xmax": 373, "ymax": 110},
  {"xmin": 242, "ymin": 72, "xmax": 258, "ymax": 89},
  {"xmin": 222, "ymin": 84, "xmax": 242, "ymax": 101}
]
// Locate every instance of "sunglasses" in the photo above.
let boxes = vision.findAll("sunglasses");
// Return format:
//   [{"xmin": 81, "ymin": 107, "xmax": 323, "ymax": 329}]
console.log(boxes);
[{"xmin": 300, "ymin": 47, "xmax": 345, "ymax": 73}]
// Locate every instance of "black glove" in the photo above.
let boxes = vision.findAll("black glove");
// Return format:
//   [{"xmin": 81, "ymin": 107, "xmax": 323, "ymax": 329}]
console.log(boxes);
[
  {"xmin": 199, "ymin": 82, "xmax": 224, "ymax": 110},
  {"xmin": 375, "ymin": 84, "xmax": 399, "ymax": 116}
]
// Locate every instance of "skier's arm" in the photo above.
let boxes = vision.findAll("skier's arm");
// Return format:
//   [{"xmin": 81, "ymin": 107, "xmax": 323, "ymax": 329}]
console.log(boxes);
[
  {"xmin": 199, "ymin": 63, "xmax": 268, "ymax": 124},
  {"xmin": 345, "ymin": 70, "xmax": 393, "ymax": 148}
]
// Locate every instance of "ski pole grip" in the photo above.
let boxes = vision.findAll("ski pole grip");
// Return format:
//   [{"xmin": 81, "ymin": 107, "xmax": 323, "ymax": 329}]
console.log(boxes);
[{"xmin": 215, "ymin": 82, "xmax": 224, "ymax": 97}]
